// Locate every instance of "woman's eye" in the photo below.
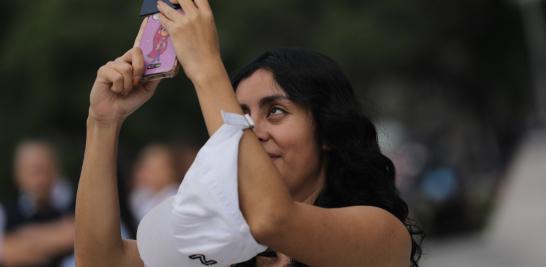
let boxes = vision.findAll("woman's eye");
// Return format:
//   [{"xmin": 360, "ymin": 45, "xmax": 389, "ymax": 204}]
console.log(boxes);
[{"xmin": 269, "ymin": 107, "xmax": 286, "ymax": 116}]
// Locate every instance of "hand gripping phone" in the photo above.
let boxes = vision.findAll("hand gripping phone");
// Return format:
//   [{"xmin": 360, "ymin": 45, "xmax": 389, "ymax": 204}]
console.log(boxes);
[{"xmin": 139, "ymin": 0, "xmax": 181, "ymax": 82}]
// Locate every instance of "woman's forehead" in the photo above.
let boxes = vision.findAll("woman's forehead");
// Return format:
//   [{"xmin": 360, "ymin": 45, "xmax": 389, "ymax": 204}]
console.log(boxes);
[{"xmin": 235, "ymin": 69, "xmax": 287, "ymax": 104}]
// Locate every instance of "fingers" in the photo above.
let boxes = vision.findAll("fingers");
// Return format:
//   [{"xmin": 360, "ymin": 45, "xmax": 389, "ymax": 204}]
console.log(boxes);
[
  {"xmin": 168, "ymin": 0, "xmax": 197, "ymax": 15},
  {"xmin": 97, "ymin": 47, "xmax": 146, "ymax": 95},
  {"xmin": 125, "ymin": 81, "xmax": 160, "ymax": 108},
  {"xmin": 131, "ymin": 49, "xmax": 145, "ymax": 85},
  {"xmin": 157, "ymin": 1, "xmax": 184, "ymax": 22},
  {"xmin": 168, "ymin": 0, "xmax": 210, "ymax": 14},
  {"xmin": 108, "ymin": 61, "xmax": 133, "ymax": 94},
  {"xmin": 141, "ymin": 80, "xmax": 160, "ymax": 93},
  {"xmin": 158, "ymin": 0, "xmax": 212, "ymax": 35},
  {"xmin": 118, "ymin": 48, "xmax": 146, "ymax": 86},
  {"xmin": 193, "ymin": 0, "xmax": 211, "ymax": 12},
  {"xmin": 158, "ymin": 12, "xmax": 175, "ymax": 32},
  {"xmin": 120, "ymin": 48, "xmax": 146, "ymax": 85},
  {"xmin": 98, "ymin": 64, "xmax": 125, "ymax": 94}
]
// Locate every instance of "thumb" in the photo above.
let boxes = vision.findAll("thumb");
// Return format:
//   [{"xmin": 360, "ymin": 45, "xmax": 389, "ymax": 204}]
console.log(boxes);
[
  {"xmin": 125, "ymin": 82, "xmax": 159, "ymax": 109},
  {"xmin": 142, "ymin": 80, "xmax": 160, "ymax": 93}
]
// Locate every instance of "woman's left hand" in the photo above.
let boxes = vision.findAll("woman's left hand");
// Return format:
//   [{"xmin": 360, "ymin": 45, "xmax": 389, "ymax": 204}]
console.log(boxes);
[{"xmin": 157, "ymin": 0, "xmax": 223, "ymax": 83}]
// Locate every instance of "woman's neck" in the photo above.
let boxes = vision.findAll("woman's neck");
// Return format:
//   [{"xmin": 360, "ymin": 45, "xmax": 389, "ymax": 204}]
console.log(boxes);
[{"xmin": 293, "ymin": 165, "xmax": 326, "ymax": 204}]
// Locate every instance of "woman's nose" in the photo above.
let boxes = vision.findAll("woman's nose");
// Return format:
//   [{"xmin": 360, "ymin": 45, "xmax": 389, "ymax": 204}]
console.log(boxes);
[{"xmin": 251, "ymin": 118, "xmax": 270, "ymax": 142}]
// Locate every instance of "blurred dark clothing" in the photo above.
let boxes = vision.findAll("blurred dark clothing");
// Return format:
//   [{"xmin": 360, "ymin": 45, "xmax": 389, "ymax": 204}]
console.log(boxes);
[
  {"xmin": 2, "ymin": 180, "xmax": 74, "ymax": 267},
  {"xmin": 4, "ymin": 195, "xmax": 72, "ymax": 231}
]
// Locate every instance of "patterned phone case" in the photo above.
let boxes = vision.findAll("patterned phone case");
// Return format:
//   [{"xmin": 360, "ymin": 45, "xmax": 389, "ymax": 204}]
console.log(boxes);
[{"xmin": 140, "ymin": 14, "xmax": 178, "ymax": 81}]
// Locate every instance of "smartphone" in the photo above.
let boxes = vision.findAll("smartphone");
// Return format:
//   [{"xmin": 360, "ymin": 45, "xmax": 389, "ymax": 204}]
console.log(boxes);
[{"xmin": 139, "ymin": 13, "xmax": 179, "ymax": 82}]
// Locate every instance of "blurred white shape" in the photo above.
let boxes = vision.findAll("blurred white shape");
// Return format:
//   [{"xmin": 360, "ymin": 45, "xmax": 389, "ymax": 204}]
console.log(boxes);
[
  {"xmin": 130, "ymin": 185, "xmax": 178, "ymax": 222},
  {"xmin": 421, "ymin": 129, "xmax": 546, "ymax": 267},
  {"xmin": 51, "ymin": 178, "xmax": 74, "ymax": 211},
  {"xmin": 486, "ymin": 129, "xmax": 546, "ymax": 264}
]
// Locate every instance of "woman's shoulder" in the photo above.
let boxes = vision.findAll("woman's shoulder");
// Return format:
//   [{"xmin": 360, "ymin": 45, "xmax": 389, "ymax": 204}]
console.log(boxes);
[{"xmin": 339, "ymin": 205, "xmax": 412, "ymax": 256}]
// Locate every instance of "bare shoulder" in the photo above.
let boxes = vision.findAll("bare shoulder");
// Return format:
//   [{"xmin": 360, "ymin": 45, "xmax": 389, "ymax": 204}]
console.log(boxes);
[
  {"xmin": 347, "ymin": 205, "xmax": 411, "ymax": 244},
  {"xmin": 339, "ymin": 205, "xmax": 412, "ymax": 264},
  {"xmin": 270, "ymin": 203, "xmax": 413, "ymax": 267}
]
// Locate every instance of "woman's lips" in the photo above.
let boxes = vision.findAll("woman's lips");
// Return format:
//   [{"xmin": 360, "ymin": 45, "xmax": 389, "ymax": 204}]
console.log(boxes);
[{"xmin": 267, "ymin": 153, "xmax": 281, "ymax": 159}]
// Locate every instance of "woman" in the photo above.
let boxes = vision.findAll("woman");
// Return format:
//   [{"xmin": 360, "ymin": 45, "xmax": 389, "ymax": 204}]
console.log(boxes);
[{"xmin": 75, "ymin": 0, "xmax": 422, "ymax": 266}]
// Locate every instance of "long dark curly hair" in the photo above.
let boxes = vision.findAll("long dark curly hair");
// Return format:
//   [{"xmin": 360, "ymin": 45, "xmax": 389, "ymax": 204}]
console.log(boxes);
[{"xmin": 231, "ymin": 48, "xmax": 424, "ymax": 267}]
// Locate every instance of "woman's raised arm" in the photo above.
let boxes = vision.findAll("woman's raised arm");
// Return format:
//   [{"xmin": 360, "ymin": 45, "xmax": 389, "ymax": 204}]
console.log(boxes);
[
  {"xmin": 156, "ymin": 0, "xmax": 294, "ymax": 234},
  {"xmin": 74, "ymin": 20, "xmax": 159, "ymax": 267}
]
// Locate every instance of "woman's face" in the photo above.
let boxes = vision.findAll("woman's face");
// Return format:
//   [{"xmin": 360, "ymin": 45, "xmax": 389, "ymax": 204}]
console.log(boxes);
[
  {"xmin": 15, "ymin": 144, "xmax": 58, "ymax": 203},
  {"xmin": 133, "ymin": 147, "xmax": 178, "ymax": 192},
  {"xmin": 235, "ymin": 69, "xmax": 325, "ymax": 202}
]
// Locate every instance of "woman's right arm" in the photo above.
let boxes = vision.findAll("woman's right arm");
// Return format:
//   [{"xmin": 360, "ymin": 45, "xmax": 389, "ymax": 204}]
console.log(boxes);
[
  {"xmin": 75, "ymin": 116, "xmax": 136, "ymax": 267},
  {"xmin": 75, "ymin": 21, "xmax": 159, "ymax": 266}
]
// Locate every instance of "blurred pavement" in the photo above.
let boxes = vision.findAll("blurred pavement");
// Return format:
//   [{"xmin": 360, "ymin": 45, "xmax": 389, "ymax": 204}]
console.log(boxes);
[{"xmin": 421, "ymin": 129, "xmax": 546, "ymax": 267}]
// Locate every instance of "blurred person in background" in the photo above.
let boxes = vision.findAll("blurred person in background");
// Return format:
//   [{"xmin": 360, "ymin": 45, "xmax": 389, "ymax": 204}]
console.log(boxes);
[
  {"xmin": 130, "ymin": 143, "xmax": 182, "ymax": 222},
  {"xmin": 0, "ymin": 140, "xmax": 74, "ymax": 267}
]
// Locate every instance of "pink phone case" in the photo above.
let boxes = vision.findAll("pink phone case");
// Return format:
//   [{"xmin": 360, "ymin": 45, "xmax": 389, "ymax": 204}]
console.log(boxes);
[{"xmin": 140, "ymin": 14, "xmax": 178, "ymax": 81}]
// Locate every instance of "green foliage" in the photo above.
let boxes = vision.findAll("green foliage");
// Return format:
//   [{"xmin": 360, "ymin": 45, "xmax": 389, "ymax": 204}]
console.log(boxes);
[{"xmin": 0, "ymin": 0, "xmax": 531, "ymax": 200}]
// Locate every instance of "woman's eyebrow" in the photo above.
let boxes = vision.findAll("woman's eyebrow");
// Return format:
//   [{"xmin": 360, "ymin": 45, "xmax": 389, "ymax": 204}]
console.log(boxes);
[
  {"xmin": 259, "ymin": 95, "xmax": 289, "ymax": 108},
  {"xmin": 239, "ymin": 95, "xmax": 289, "ymax": 112}
]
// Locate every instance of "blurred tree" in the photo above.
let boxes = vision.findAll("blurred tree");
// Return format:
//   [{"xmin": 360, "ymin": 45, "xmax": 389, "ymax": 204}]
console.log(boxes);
[{"xmin": 0, "ymin": 0, "xmax": 533, "ymax": 237}]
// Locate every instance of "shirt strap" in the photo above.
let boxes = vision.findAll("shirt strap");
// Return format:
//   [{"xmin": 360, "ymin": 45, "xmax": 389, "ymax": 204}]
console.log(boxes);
[{"xmin": 221, "ymin": 110, "xmax": 254, "ymax": 129}]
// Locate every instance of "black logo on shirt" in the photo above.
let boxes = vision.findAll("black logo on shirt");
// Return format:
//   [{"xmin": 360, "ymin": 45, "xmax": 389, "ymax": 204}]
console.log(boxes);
[{"xmin": 189, "ymin": 254, "xmax": 218, "ymax": 265}]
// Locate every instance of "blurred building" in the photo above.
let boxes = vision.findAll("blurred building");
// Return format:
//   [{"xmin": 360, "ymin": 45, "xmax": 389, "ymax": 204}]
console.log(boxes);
[{"xmin": 421, "ymin": 129, "xmax": 546, "ymax": 267}]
